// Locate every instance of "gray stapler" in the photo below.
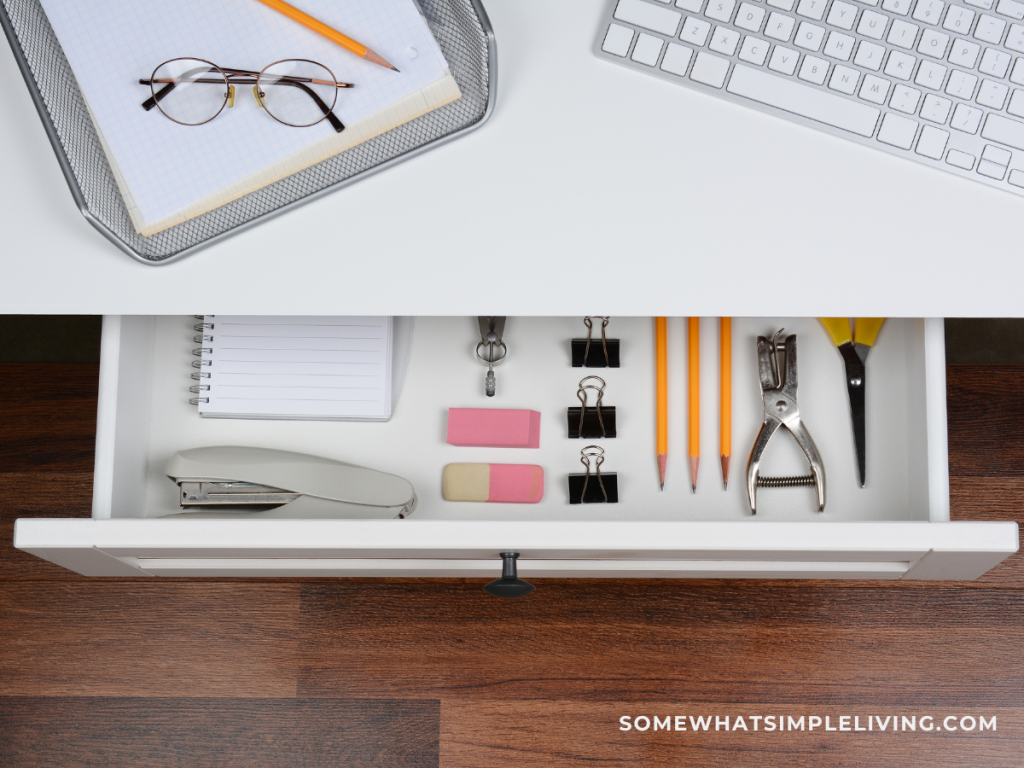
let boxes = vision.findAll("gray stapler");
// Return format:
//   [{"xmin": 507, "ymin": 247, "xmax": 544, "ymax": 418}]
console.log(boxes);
[{"xmin": 166, "ymin": 446, "xmax": 417, "ymax": 519}]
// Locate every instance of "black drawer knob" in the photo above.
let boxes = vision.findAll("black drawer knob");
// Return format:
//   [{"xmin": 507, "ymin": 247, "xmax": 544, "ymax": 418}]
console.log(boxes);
[{"xmin": 484, "ymin": 552, "xmax": 535, "ymax": 598}]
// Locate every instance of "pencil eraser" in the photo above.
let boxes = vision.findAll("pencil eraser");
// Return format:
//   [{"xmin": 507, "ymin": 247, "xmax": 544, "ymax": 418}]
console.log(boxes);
[
  {"xmin": 446, "ymin": 408, "xmax": 541, "ymax": 449},
  {"xmin": 442, "ymin": 464, "xmax": 544, "ymax": 503}
]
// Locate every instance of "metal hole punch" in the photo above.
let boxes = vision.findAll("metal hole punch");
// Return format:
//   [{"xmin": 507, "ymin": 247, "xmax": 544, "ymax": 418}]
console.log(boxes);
[
  {"xmin": 567, "ymin": 376, "xmax": 617, "ymax": 439},
  {"xmin": 476, "ymin": 316, "xmax": 507, "ymax": 397},
  {"xmin": 568, "ymin": 445, "xmax": 619, "ymax": 504},
  {"xmin": 746, "ymin": 330, "xmax": 826, "ymax": 515},
  {"xmin": 572, "ymin": 316, "xmax": 620, "ymax": 368}
]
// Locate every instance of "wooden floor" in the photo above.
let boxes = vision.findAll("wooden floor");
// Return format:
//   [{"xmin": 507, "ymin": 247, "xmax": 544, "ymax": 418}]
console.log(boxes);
[{"xmin": 1, "ymin": 363, "xmax": 1022, "ymax": 767}]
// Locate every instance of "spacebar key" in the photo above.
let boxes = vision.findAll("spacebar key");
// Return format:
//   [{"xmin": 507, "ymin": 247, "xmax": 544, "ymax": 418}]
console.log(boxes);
[{"xmin": 727, "ymin": 65, "xmax": 880, "ymax": 138}]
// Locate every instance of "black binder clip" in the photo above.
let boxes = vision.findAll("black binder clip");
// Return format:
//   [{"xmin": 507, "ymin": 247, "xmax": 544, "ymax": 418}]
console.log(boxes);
[
  {"xmin": 569, "ymin": 445, "xmax": 618, "ymax": 504},
  {"xmin": 572, "ymin": 316, "xmax": 620, "ymax": 368},
  {"xmin": 567, "ymin": 376, "xmax": 617, "ymax": 439}
]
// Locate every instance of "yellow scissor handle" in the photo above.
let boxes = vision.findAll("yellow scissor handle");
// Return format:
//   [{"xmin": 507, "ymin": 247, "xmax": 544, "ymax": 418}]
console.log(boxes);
[
  {"xmin": 854, "ymin": 318, "xmax": 885, "ymax": 347},
  {"xmin": 819, "ymin": 317, "xmax": 853, "ymax": 347}
]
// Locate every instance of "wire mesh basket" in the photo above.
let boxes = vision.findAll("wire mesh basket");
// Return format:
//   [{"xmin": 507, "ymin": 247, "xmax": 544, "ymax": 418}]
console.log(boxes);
[{"xmin": 0, "ymin": 0, "xmax": 495, "ymax": 265}]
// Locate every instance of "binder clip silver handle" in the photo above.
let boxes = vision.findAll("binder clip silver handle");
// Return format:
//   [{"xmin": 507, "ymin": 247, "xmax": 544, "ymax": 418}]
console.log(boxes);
[{"xmin": 476, "ymin": 316, "xmax": 507, "ymax": 397}]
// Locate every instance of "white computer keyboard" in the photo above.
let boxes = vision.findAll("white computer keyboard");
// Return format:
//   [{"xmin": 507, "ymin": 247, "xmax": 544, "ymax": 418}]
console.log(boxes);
[{"xmin": 596, "ymin": 0, "xmax": 1024, "ymax": 196}]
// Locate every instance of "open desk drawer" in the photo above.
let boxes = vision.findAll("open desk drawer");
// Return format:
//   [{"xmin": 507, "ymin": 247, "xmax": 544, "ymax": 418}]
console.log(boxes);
[{"xmin": 14, "ymin": 316, "xmax": 1019, "ymax": 580}]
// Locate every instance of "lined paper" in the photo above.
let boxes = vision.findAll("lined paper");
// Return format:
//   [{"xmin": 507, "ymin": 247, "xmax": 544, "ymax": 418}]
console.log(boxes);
[
  {"xmin": 200, "ymin": 316, "xmax": 393, "ymax": 420},
  {"xmin": 38, "ymin": 0, "xmax": 460, "ymax": 233}
]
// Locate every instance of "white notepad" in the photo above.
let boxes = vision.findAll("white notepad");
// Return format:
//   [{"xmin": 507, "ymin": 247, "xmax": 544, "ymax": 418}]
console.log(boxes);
[
  {"xmin": 196, "ymin": 316, "xmax": 410, "ymax": 421},
  {"xmin": 38, "ymin": 0, "xmax": 460, "ymax": 234}
]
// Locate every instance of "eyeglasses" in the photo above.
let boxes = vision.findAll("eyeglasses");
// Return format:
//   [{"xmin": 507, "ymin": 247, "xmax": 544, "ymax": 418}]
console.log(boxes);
[{"xmin": 138, "ymin": 57, "xmax": 354, "ymax": 132}]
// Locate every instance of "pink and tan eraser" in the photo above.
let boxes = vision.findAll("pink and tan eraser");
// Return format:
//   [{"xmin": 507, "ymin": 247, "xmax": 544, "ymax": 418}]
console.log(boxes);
[
  {"xmin": 442, "ymin": 463, "xmax": 544, "ymax": 503},
  {"xmin": 446, "ymin": 408, "xmax": 541, "ymax": 449}
]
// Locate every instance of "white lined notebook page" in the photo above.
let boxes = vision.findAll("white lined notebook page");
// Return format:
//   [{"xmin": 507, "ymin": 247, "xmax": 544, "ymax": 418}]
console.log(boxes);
[
  {"xmin": 38, "ymin": 0, "xmax": 456, "ymax": 232},
  {"xmin": 199, "ymin": 316, "xmax": 393, "ymax": 420}
]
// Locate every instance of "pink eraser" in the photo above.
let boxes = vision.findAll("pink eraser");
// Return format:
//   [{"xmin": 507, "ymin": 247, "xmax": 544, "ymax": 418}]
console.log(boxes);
[
  {"xmin": 442, "ymin": 464, "xmax": 545, "ymax": 503},
  {"xmin": 447, "ymin": 408, "xmax": 541, "ymax": 448}
]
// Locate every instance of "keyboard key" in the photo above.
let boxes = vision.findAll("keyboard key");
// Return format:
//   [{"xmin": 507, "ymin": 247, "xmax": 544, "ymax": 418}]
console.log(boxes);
[
  {"xmin": 944, "ymin": 6, "xmax": 976, "ymax": 33},
  {"xmin": 983, "ymin": 144, "xmax": 1013, "ymax": 164},
  {"xmin": 948, "ymin": 38, "xmax": 981, "ymax": 67},
  {"xmin": 964, "ymin": 0, "xmax": 994, "ymax": 8},
  {"xmin": 706, "ymin": 0, "xmax": 737, "ymax": 22},
  {"xmin": 766, "ymin": 11, "xmax": 797, "ymax": 39},
  {"xmin": 979, "ymin": 47, "xmax": 1012, "ymax": 75},
  {"xmin": 858, "ymin": 10, "xmax": 889, "ymax": 38},
  {"xmin": 690, "ymin": 51, "xmax": 732, "ymax": 85},
  {"xmin": 946, "ymin": 70, "xmax": 978, "ymax": 98},
  {"xmin": 977, "ymin": 159, "xmax": 1007, "ymax": 177},
  {"xmin": 736, "ymin": 3, "xmax": 768, "ymax": 29},
  {"xmin": 857, "ymin": 0, "xmax": 880, "ymax": 6},
  {"xmin": 855, "ymin": 40, "xmax": 887, "ymax": 69},
  {"xmin": 796, "ymin": 22, "xmax": 827, "ymax": 49},
  {"xmin": 885, "ymin": 50, "xmax": 917, "ymax": 78},
  {"xmin": 860, "ymin": 73, "xmax": 892, "ymax": 102},
  {"xmin": 769, "ymin": 45, "xmax": 801, "ymax": 73},
  {"xmin": 977, "ymin": 79, "xmax": 1010, "ymax": 107},
  {"xmin": 883, "ymin": 0, "xmax": 912, "ymax": 13},
  {"xmin": 727, "ymin": 63, "xmax": 881, "ymax": 134},
  {"xmin": 921, "ymin": 93, "xmax": 953, "ymax": 121},
  {"xmin": 891, "ymin": 83, "xmax": 923, "ymax": 111},
  {"xmin": 1009, "ymin": 168, "xmax": 1024, "ymax": 186},
  {"xmin": 878, "ymin": 113, "xmax": 919, "ymax": 146},
  {"xmin": 824, "ymin": 31, "xmax": 857, "ymax": 59},
  {"xmin": 682, "ymin": 16, "xmax": 713, "ymax": 44},
  {"xmin": 919, "ymin": 29, "xmax": 950, "ymax": 58},
  {"xmin": 799, "ymin": 54, "xmax": 831, "ymax": 82},
  {"xmin": 1007, "ymin": 23, "xmax": 1024, "ymax": 50},
  {"xmin": 1009, "ymin": 88, "xmax": 1024, "ymax": 116},
  {"xmin": 951, "ymin": 103, "xmax": 984, "ymax": 132},
  {"xmin": 603, "ymin": 24, "xmax": 636, "ymax": 57},
  {"xmin": 916, "ymin": 60, "xmax": 948, "ymax": 88},
  {"xmin": 632, "ymin": 33, "xmax": 665, "ymax": 65},
  {"xmin": 916, "ymin": 124, "xmax": 950, "ymax": 156},
  {"xmin": 914, "ymin": 0, "xmax": 946, "ymax": 23},
  {"xmin": 615, "ymin": 0, "xmax": 682, "ymax": 34},
  {"xmin": 767, "ymin": 0, "xmax": 796, "ymax": 10},
  {"xmin": 827, "ymin": 1, "xmax": 859, "ymax": 28},
  {"xmin": 889, "ymin": 20, "xmax": 921, "ymax": 47},
  {"xmin": 975, "ymin": 14, "xmax": 1007, "ymax": 42},
  {"xmin": 982, "ymin": 112, "xmax": 1024, "ymax": 148},
  {"xmin": 997, "ymin": 0, "xmax": 1024, "ymax": 19},
  {"xmin": 710, "ymin": 26, "xmax": 742, "ymax": 53},
  {"xmin": 797, "ymin": 0, "xmax": 827, "ymax": 19},
  {"xmin": 829, "ymin": 64, "xmax": 862, "ymax": 92},
  {"xmin": 677, "ymin": 0, "xmax": 707, "ymax": 12},
  {"xmin": 661, "ymin": 42, "xmax": 696, "ymax": 74},
  {"xmin": 1013, "ymin": 60, "xmax": 1024, "ymax": 84},
  {"xmin": 946, "ymin": 148, "xmax": 976, "ymax": 167},
  {"xmin": 739, "ymin": 35, "xmax": 772, "ymax": 63}
]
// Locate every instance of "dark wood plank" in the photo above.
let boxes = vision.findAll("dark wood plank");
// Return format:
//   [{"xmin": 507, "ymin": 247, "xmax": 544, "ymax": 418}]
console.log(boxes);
[
  {"xmin": 298, "ymin": 582, "xmax": 1024, "ymax": 706},
  {"xmin": 443, "ymin": 702, "xmax": 1021, "ymax": 767},
  {"xmin": 0, "ymin": 583, "xmax": 300, "ymax": 697},
  {"xmin": 946, "ymin": 365, "xmax": 1024, "ymax": 478},
  {"xmin": 0, "ymin": 697, "xmax": 438, "ymax": 768}
]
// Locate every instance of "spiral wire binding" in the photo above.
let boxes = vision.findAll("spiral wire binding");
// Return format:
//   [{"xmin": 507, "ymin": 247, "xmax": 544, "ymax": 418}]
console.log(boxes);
[
  {"xmin": 189, "ymin": 315, "xmax": 212, "ymax": 404},
  {"xmin": 757, "ymin": 475, "xmax": 816, "ymax": 488}
]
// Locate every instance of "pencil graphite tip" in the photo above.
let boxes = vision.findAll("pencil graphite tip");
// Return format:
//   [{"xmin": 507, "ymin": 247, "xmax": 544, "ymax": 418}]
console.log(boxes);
[
  {"xmin": 660, "ymin": 483, "xmax": 664, "ymax": 492},
  {"xmin": 390, "ymin": 66, "xmax": 401, "ymax": 72},
  {"xmin": 691, "ymin": 484, "xmax": 696, "ymax": 494},
  {"xmin": 723, "ymin": 481, "xmax": 728, "ymax": 491}
]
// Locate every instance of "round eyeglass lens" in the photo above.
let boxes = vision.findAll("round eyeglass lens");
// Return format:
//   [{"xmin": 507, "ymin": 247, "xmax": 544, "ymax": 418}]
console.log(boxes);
[
  {"xmin": 258, "ymin": 59, "xmax": 339, "ymax": 127},
  {"xmin": 151, "ymin": 58, "xmax": 228, "ymax": 126}
]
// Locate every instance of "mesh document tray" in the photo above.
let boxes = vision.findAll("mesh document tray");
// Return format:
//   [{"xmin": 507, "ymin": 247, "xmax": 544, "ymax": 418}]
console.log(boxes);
[{"xmin": 0, "ymin": 0, "xmax": 495, "ymax": 265}]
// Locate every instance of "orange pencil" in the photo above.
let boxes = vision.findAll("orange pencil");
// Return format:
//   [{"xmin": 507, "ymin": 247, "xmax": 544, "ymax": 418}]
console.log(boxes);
[
  {"xmin": 252, "ymin": 0, "xmax": 401, "ymax": 71},
  {"xmin": 720, "ymin": 317, "xmax": 732, "ymax": 490},
  {"xmin": 688, "ymin": 317, "xmax": 700, "ymax": 493},
  {"xmin": 656, "ymin": 317, "xmax": 669, "ymax": 490}
]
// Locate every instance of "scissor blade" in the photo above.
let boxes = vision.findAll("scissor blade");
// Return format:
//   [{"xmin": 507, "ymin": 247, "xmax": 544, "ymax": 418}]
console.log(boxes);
[{"xmin": 838, "ymin": 344, "xmax": 866, "ymax": 487}]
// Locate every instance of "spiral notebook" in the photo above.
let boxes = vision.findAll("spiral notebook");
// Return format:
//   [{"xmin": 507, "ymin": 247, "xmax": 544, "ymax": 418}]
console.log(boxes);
[
  {"xmin": 38, "ymin": 0, "xmax": 460, "ymax": 235},
  {"xmin": 192, "ymin": 316, "xmax": 413, "ymax": 421}
]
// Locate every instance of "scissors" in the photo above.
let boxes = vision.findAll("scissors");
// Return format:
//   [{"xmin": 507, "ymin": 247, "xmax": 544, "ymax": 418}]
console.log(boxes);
[{"xmin": 819, "ymin": 318, "xmax": 885, "ymax": 488}]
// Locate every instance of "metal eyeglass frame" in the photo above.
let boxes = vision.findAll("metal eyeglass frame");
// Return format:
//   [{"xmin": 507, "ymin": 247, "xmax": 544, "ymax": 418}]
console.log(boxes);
[{"xmin": 139, "ymin": 57, "xmax": 354, "ymax": 132}]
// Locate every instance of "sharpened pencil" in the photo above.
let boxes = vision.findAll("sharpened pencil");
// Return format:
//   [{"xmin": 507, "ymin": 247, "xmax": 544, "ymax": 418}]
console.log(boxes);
[
  {"xmin": 252, "ymin": 0, "xmax": 401, "ymax": 71},
  {"xmin": 720, "ymin": 317, "xmax": 732, "ymax": 490},
  {"xmin": 656, "ymin": 317, "xmax": 668, "ymax": 491},
  {"xmin": 688, "ymin": 317, "xmax": 700, "ymax": 493}
]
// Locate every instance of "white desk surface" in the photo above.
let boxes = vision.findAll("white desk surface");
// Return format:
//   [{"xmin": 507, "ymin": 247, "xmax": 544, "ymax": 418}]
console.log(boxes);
[{"xmin": 1, "ymin": 0, "xmax": 1021, "ymax": 316}]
